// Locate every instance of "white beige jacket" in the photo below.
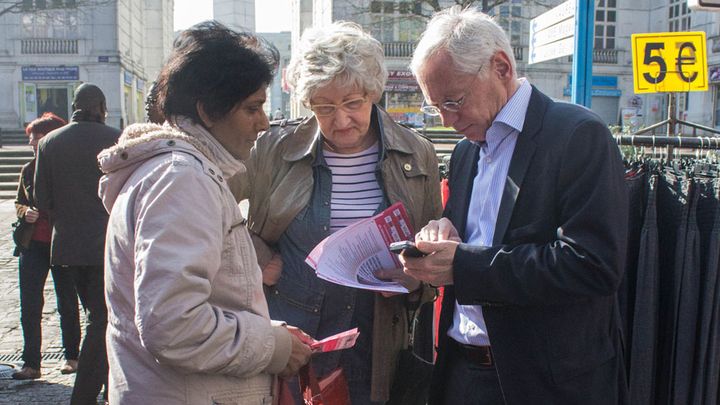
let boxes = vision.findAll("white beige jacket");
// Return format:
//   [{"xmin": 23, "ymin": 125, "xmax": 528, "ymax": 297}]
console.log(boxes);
[{"xmin": 98, "ymin": 120, "xmax": 292, "ymax": 404}]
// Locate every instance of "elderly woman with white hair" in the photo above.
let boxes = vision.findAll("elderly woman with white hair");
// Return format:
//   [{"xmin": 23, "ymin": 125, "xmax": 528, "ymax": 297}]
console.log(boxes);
[{"xmin": 230, "ymin": 21, "xmax": 442, "ymax": 403}]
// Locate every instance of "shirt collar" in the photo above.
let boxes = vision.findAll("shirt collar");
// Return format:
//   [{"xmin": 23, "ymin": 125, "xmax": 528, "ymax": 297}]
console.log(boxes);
[{"xmin": 484, "ymin": 78, "xmax": 532, "ymax": 152}]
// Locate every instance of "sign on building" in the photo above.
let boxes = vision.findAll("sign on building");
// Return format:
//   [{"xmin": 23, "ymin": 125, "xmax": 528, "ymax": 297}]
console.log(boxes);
[
  {"xmin": 631, "ymin": 32, "xmax": 708, "ymax": 93},
  {"xmin": 21, "ymin": 66, "xmax": 79, "ymax": 81},
  {"xmin": 688, "ymin": 0, "xmax": 720, "ymax": 11},
  {"xmin": 529, "ymin": 0, "xmax": 576, "ymax": 64}
]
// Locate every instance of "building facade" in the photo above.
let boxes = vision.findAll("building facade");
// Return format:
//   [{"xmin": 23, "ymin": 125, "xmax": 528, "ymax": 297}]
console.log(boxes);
[
  {"xmin": 289, "ymin": 0, "xmax": 720, "ymax": 133},
  {"xmin": 0, "ymin": 0, "xmax": 174, "ymax": 131},
  {"xmin": 258, "ymin": 31, "xmax": 292, "ymax": 120},
  {"xmin": 213, "ymin": 0, "xmax": 255, "ymax": 32}
]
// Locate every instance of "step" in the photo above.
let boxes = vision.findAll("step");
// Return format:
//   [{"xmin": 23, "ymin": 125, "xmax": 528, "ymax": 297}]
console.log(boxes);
[
  {"xmin": 0, "ymin": 165, "xmax": 25, "ymax": 174},
  {"xmin": 0, "ymin": 182, "xmax": 20, "ymax": 191},
  {"xmin": 0, "ymin": 157, "xmax": 33, "ymax": 165},
  {"xmin": 0, "ymin": 191, "xmax": 17, "ymax": 200}
]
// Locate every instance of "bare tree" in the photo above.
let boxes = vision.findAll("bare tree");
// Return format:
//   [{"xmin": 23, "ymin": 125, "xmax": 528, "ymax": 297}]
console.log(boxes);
[{"xmin": 0, "ymin": 0, "xmax": 114, "ymax": 18}]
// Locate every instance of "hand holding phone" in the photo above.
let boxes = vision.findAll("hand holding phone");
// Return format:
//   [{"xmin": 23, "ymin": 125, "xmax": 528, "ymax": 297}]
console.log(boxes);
[{"xmin": 389, "ymin": 240, "xmax": 426, "ymax": 257}]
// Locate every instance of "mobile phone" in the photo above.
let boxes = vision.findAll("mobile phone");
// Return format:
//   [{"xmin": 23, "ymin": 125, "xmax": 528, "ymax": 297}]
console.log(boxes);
[{"xmin": 389, "ymin": 240, "xmax": 426, "ymax": 257}]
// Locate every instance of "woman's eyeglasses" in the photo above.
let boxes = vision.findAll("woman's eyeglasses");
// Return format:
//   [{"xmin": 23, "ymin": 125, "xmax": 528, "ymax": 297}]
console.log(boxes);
[{"xmin": 309, "ymin": 97, "xmax": 368, "ymax": 117}]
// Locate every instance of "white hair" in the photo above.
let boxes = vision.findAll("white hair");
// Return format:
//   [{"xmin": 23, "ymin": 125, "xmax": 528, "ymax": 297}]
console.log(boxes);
[
  {"xmin": 410, "ymin": 6, "xmax": 516, "ymax": 78},
  {"xmin": 286, "ymin": 21, "xmax": 387, "ymax": 105}
]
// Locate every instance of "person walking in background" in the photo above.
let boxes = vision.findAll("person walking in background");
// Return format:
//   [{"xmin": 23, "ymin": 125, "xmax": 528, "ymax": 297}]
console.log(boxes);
[
  {"xmin": 230, "ymin": 21, "xmax": 442, "ymax": 404},
  {"xmin": 272, "ymin": 107, "xmax": 285, "ymax": 120},
  {"xmin": 34, "ymin": 84, "xmax": 120, "ymax": 405},
  {"xmin": 401, "ymin": 7, "xmax": 629, "ymax": 405},
  {"xmin": 12, "ymin": 112, "xmax": 80, "ymax": 381},
  {"xmin": 97, "ymin": 22, "xmax": 311, "ymax": 404}
]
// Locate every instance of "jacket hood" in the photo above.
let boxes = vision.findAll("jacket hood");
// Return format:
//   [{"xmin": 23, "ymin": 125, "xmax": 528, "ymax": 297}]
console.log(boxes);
[{"xmin": 97, "ymin": 121, "xmax": 244, "ymax": 212}]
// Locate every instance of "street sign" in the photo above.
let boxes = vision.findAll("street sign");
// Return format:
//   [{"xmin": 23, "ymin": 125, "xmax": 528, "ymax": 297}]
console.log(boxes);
[
  {"xmin": 631, "ymin": 31, "xmax": 708, "ymax": 94},
  {"xmin": 529, "ymin": 0, "xmax": 576, "ymax": 64},
  {"xmin": 688, "ymin": 0, "xmax": 720, "ymax": 11}
]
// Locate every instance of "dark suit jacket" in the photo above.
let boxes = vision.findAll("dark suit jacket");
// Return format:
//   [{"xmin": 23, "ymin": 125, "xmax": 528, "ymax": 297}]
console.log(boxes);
[
  {"xmin": 429, "ymin": 87, "xmax": 629, "ymax": 405},
  {"xmin": 34, "ymin": 119, "xmax": 120, "ymax": 266}
]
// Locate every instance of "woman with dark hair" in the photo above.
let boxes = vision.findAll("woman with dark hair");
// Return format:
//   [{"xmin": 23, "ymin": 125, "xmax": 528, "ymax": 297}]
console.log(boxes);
[
  {"xmin": 13, "ymin": 112, "xmax": 80, "ymax": 380},
  {"xmin": 97, "ymin": 21, "xmax": 311, "ymax": 404}
]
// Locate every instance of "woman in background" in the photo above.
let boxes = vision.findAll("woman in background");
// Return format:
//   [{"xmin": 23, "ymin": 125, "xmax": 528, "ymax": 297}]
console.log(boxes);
[{"xmin": 13, "ymin": 112, "xmax": 80, "ymax": 380}]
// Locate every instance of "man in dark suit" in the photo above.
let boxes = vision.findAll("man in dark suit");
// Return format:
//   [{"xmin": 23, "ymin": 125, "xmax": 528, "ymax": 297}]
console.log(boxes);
[
  {"xmin": 401, "ymin": 7, "xmax": 629, "ymax": 405},
  {"xmin": 34, "ymin": 83, "xmax": 120, "ymax": 405}
]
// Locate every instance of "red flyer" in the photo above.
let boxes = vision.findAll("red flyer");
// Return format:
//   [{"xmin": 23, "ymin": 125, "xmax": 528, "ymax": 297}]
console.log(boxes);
[{"xmin": 310, "ymin": 328, "xmax": 360, "ymax": 353}]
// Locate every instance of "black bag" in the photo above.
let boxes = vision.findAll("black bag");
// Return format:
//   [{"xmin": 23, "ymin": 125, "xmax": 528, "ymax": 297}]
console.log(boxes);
[
  {"xmin": 11, "ymin": 219, "xmax": 34, "ymax": 255},
  {"xmin": 388, "ymin": 301, "xmax": 434, "ymax": 405}
]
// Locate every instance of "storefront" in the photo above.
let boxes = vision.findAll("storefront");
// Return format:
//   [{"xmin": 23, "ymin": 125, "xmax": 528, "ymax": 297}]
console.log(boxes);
[
  {"xmin": 384, "ymin": 70, "xmax": 424, "ymax": 128},
  {"xmin": 711, "ymin": 66, "xmax": 720, "ymax": 129},
  {"xmin": 19, "ymin": 66, "xmax": 80, "ymax": 124}
]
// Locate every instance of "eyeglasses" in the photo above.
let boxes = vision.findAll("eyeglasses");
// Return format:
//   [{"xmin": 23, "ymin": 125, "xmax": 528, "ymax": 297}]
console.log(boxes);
[
  {"xmin": 420, "ymin": 64, "xmax": 484, "ymax": 117},
  {"xmin": 309, "ymin": 96, "xmax": 368, "ymax": 117}
]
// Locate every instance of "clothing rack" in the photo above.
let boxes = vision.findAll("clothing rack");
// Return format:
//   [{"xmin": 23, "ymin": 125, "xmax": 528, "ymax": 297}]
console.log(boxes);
[{"xmin": 615, "ymin": 135, "xmax": 720, "ymax": 150}]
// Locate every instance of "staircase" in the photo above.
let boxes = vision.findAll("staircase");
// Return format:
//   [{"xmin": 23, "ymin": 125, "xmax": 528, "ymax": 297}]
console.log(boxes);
[{"xmin": 0, "ymin": 129, "xmax": 32, "ymax": 200}]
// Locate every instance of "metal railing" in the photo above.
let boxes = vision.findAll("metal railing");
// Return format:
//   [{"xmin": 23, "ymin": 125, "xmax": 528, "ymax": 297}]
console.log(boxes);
[
  {"xmin": 21, "ymin": 39, "xmax": 78, "ymax": 54},
  {"xmin": 383, "ymin": 41, "xmax": 416, "ymax": 58}
]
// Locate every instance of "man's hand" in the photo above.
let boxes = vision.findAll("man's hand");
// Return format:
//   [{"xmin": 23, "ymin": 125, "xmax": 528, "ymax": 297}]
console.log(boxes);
[
  {"xmin": 416, "ymin": 218, "xmax": 461, "ymax": 242},
  {"xmin": 399, "ymin": 218, "xmax": 462, "ymax": 287},
  {"xmin": 278, "ymin": 326, "xmax": 312, "ymax": 378},
  {"xmin": 262, "ymin": 253, "xmax": 283, "ymax": 286},
  {"xmin": 24, "ymin": 209, "xmax": 39, "ymax": 224},
  {"xmin": 374, "ymin": 267, "xmax": 421, "ymax": 297}
]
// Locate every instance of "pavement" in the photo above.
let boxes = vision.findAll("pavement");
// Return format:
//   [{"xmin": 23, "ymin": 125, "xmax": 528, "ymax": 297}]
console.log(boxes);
[{"xmin": 0, "ymin": 199, "xmax": 95, "ymax": 404}]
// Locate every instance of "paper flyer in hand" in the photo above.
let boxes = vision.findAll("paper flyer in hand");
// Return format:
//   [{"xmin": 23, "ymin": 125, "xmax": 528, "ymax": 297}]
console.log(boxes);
[
  {"xmin": 305, "ymin": 202, "xmax": 413, "ymax": 293},
  {"xmin": 311, "ymin": 328, "xmax": 360, "ymax": 353}
]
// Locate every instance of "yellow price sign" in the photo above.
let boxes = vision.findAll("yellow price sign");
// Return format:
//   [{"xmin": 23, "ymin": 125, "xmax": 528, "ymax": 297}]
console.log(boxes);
[{"xmin": 631, "ymin": 32, "xmax": 708, "ymax": 94}]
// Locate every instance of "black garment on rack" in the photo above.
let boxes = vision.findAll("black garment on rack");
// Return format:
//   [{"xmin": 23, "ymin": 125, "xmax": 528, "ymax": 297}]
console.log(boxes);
[{"xmin": 628, "ymin": 174, "xmax": 659, "ymax": 405}]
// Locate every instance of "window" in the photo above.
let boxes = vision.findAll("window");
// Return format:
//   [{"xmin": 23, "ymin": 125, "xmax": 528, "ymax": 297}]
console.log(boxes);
[
  {"xmin": 669, "ymin": 0, "xmax": 691, "ymax": 32},
  {"xmin": 22, "ymin": 7, "xmax": 78, "ymax": 38},
  {"xmin": 383, "ymin": 1, "xmax": 394, "ymax": 14},
  {"xmin": 594, "ymin": 0, "xmax": 616, "ymax": 49},
  {"xmin": 371, "ymin": 1, "xmax": 382, "ymax": 13}
]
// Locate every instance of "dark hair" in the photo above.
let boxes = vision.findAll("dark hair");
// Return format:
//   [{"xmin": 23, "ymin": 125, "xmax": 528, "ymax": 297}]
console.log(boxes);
[
  {"xmin": 25, "ymin": 112, "xmax": 67, "ymax": 136},
  {"xmin": 155, "ymin": 21, "xmax": 279, "ymax": 124}
]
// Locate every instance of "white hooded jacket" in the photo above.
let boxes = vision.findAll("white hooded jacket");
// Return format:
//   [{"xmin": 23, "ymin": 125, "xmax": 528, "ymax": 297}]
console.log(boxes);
[{"xmin": 98, "ymin": 119, "xmax": 292, "ymax": 404}]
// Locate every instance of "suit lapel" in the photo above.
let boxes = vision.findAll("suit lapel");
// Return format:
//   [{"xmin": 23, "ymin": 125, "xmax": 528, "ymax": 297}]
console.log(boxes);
[
  {"xmin": 452, "ymin": 141, "xmax": 480, "ymax": 239},
  {"xmin": 492, "ymin": 87, "xmax": 548, "ymax": 246}
]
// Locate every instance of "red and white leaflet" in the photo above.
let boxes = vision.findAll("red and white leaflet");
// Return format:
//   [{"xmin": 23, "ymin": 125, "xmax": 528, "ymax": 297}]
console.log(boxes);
[
  {"xmin": 310, "ymin": 328, "xmax": 360, "ymax": 353},
  {"xmin": 305, "ymin": 202, "xmax": 414, "ymax": 293}
]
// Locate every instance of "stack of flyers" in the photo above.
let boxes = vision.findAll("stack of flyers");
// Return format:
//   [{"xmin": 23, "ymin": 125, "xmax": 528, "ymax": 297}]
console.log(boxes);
[{"xmin": 310, "ymin": 328, "xmax": 360, "ymax": 353}]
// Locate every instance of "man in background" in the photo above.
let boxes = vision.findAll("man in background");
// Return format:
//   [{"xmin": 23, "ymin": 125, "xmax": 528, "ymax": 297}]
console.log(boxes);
[{"xmin": 34, "ymin": 83, "xmax": 120, "ymax": 405}]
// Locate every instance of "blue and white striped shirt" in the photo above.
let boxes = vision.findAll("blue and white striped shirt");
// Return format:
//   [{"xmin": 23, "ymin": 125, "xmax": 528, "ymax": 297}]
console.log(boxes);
[{"xmin": 448, "ymin": 78, "xmax": 532, "ymax": 347}]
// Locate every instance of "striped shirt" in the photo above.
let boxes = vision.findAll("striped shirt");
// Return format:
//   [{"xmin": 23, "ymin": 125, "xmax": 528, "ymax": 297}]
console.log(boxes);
[
  {"xmin": 448, "ymin": 78, "xmax": 532, "ymax": 347},
  {"xmin": 324, "ymin": 142, "xmax": 382, "ymax": 232}
]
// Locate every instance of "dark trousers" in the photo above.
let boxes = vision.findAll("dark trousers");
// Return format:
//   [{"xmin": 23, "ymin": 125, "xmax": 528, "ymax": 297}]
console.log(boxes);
[
  {"xmin": 441, "ymin": 341, "xmax": 505, "ymax": 405},
  {"xmin": 64, "ymin": 265, "xmax": 108, "ymax": 405},
  {"xmin": 18, "ymin": 241, "xmax": 80, "ymax": 369}
]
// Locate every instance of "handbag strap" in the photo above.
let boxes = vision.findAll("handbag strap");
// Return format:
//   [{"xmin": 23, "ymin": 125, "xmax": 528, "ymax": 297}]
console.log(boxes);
[{"xmin": 299, "ymin": 363, "xmax": 323, "ymax": 401}]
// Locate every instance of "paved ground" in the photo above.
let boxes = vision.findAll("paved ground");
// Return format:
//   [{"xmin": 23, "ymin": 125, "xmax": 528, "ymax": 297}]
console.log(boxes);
[{"xmin": 0, "ymin": 199, "xmax": 94, "ymax": 404}]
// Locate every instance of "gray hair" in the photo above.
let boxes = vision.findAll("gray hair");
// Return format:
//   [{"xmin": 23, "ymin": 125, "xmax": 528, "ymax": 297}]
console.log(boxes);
[
  {"xmin": 286, "ymin": 21, "xmax": 387, "ymax": 105},
  {"xmin": 410, "ymin": 6, "xmax": 516, "ymax": 78}
]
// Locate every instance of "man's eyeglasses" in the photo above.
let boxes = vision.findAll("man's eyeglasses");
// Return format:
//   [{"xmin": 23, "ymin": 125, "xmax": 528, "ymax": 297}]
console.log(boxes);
[
  {"xmin": 309, "ymin": 97, "xmax": 368, "ymax": 117},
  {"xmin": 420, "ymin": 64, "xmax": 484, "ymax": 117}
]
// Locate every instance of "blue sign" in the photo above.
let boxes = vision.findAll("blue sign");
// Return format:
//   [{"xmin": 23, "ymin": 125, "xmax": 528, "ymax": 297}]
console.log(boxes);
[
  {"xmin": 123, "ymin": 71, "xmax": 133, "ymax": 86},
  {"xmin": 567, "ymin": 75, "xmax": 618, "ymax": 88},
  {"xmin": 563, "ymin": 87, "xmax": 622, "ymax": 97},
  {"xmin": 136, "ymin": 78, "xmax": 145, "ymax": 90},
  {"xmin": 22, "ymin": 66, "xmax": 79, "ymax": 81},
  {"xmin": 98, "ymin": 56, "xmax": 110, "ymax": 63}
]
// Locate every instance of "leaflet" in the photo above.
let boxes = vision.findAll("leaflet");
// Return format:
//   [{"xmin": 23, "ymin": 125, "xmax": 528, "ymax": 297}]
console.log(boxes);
[
  {"xmin": 310, "ymin": 328, "xmax": 360, "ymax": 353},
  {"xmin": 305, "ymin": 202, "xmax": 413, "ymax": 294}
]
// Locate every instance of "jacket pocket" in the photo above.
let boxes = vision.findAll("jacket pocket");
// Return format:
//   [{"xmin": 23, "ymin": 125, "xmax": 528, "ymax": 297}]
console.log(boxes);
[
  {"xmin": 548, "ymin": 335, "xmax": 615, "ymax": 384},
  {"xmin": 267, "ymin": 276, "xmax": 324, "ymax": 335}
]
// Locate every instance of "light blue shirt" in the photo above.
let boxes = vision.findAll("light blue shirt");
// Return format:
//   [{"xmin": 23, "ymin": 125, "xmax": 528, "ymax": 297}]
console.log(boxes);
[{"xmin": 447, "ymin": 78, "xmax": 532, "ymax": 347}]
